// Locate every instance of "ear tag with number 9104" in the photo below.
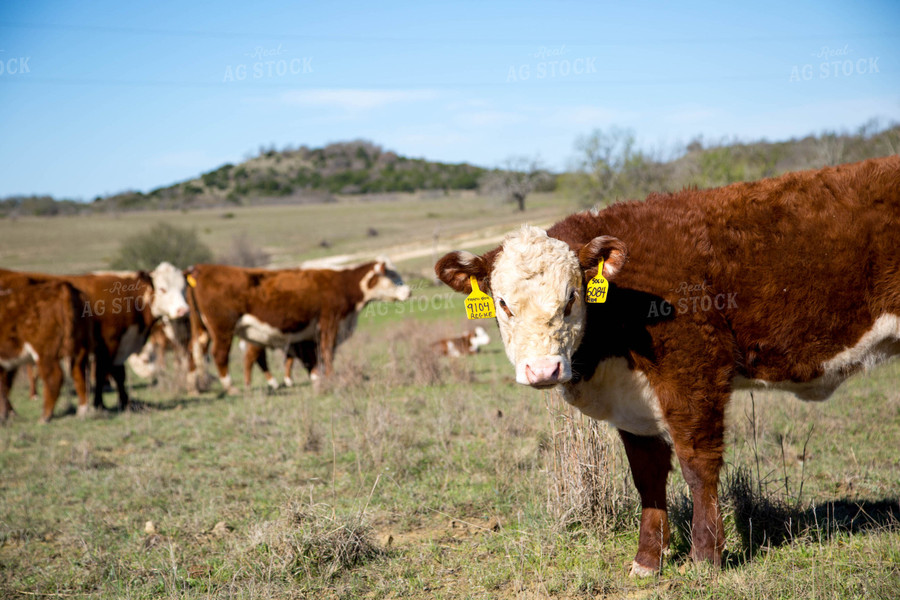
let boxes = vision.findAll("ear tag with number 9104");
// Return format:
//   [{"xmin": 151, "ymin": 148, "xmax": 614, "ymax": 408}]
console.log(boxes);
[
  {"xmin": 465, "ymin": 276, "xmax": 496, "ymax": 319},
  {"xmin": 586, "ymin": 259, "xmax": 609, "ymax": 304}
]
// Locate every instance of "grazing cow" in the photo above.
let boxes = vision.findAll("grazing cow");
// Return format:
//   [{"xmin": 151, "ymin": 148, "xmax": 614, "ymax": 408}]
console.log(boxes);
[
  {"xmin": 431, "ymin": 326, "xmax": 491, "ymax": 357},
  {"xmin": 0, "ymin": 281, "xmax": 92, "ymax": 423},
  {"xmin": 436, "ymin": 156, "xmax": 900, "ymax": 575},
  {"xmin": 186, "ymin": 258, "xmax": 410, "ymax": 391},
  {"xmin": 0, "ymin": 263, "xmax": 190, "ymax": 409}
]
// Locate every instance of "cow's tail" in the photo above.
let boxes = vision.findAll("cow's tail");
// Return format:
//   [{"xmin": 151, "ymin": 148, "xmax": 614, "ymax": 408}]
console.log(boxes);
[
  {"xmin": 58, "ymin": 282, "xmax": 94, "ymax": 362},
  {"xmin": 182, "ymin": 266, "xmax": 210, "ymax": 391}
]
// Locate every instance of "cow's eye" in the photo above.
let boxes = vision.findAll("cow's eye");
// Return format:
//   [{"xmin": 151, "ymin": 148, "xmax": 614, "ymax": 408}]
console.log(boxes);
[
  {"xmin": 498, "ymin": 298, "xmax": 513, "ymax": 318},
  {"xmin": 159, "ymin": 287, "xmax": 167, "ymax": 294},
  {"xmin": 564, "ymin": 290, "xmax": 576, "ymax": 316}
]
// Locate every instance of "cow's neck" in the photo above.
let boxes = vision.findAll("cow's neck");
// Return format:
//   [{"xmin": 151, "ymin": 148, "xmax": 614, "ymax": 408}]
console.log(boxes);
[{"xmin": 340, "ymin": 263, "xmax": 376, "ymax": 310}]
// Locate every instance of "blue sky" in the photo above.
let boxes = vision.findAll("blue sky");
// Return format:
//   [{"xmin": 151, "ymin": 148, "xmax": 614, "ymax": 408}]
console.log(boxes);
[{"xmin": 1, "ymin": 0, "xmax": 898, "ymax": 200}]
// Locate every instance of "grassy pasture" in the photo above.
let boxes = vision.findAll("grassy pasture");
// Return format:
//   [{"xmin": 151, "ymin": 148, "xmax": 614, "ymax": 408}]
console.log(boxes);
[
  {"xmin": 0, "ymin": 192, "xmax": 570, "ymax": 275},
  {"xmin": 1, "ymin": 196, "xmax": 899, "ymax": 599}
]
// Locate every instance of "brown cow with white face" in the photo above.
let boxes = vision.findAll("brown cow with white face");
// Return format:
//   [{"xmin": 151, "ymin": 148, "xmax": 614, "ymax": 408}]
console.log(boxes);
[
  {"xmin": 437, "ymin": 156, "xmax": 900, "ymax": 575},
  {"xmin": 186, "ymin": 258, "xmax": 410, "ymax": 392}
]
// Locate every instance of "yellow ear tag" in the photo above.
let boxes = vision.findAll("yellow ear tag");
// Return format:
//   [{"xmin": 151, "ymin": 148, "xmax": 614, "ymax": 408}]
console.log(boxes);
[
  {"xmin": 586, "ymin": 259, "xmax": 609, "ymax": 304},
  {"xmin": 465, "ymin": 276, "xmax": 496, "ymax": 319},
  {"xmin": 186, "ymin": 274, "xmax": 197, "ymax": 288}
]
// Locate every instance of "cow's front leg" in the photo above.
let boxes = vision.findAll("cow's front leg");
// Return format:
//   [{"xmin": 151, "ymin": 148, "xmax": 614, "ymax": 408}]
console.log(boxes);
[
  {"xmin": 671, "ymin": 423, "xmax": 726, "ymax": 567},
  {"xmin": 92, "ymin": 354, "xmax": 110, "ymax": 409},
  {"xmin": 110, "ymin": 364, "xmax": 129, "ymax": 410},
  {"xmin": 0, "ymin": 367, "xmax": 16, "ymax": 422},
  {"xmin": 619, "ymin": 430, "xmax": 672, "ymax": 576}
]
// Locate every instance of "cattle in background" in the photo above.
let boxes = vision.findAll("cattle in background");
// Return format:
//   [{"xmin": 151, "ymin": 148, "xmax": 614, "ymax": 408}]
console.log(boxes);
[
  {"xmin": 431, "ymin": 326, "xmax": 491, "ymax": 357},
  {"xmin": 0, "ymin": 281, "xmax": 92, "ymax": 423},
  {"xmin": 436, "ymin": 156, "xmax": 900, "ymax": 574},
  {"xmin": 185, "ymin": 258, "xmax": 410, "ymax": 391},
  {"xmin": 0, "ymin": 262, "xmax": 190, "ymax": 410}
]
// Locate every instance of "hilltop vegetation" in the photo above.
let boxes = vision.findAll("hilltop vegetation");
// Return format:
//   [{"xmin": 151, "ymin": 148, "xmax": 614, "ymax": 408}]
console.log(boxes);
[
  {"xmin": 108, "ymin": 141, "xmax": 484, "ymax": 213},
  {"xmin": 1, "ymin": 121, "xmax": 897, "ymax": 218},
  {"xmin": 562, "ymin": 119, "xmax": 900, "ymax": 206}
]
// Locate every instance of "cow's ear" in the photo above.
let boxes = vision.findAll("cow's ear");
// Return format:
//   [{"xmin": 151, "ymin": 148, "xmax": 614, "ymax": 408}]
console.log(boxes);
[
  {"xmin": 136, "ymin": 270, "xmax": 154, "ymax": 285},
  {"xmin": 374, "ymin": 261, "xmax": 386, "ymax": 275},
  {"xmin": 435, "ymin": 251, "xmax": 489, "ymax": 294},
  {"xmin": 578, "ymin": 236, "xmax": 627, "ymax": 281}
]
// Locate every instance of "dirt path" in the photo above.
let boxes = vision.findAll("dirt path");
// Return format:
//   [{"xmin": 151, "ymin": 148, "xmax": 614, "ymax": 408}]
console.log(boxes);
[{"xmin": 300, "ymin": 220, "xmax": 556, "ymax": 269}]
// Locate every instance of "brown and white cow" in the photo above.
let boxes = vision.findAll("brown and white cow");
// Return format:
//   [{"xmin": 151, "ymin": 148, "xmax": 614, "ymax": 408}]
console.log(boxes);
[
  {"xmin": 0, "ymin": 281, "xmax": 93, "ymax": 423},
  {"xmin": 431, "ymin": 326, "xmax": 491, "ymax": 357},
  {"xmin": 436, "ymin": 156, "xmax": 900, "ymax": 574},
  {"xmin": 186, "ymin": 258, "xmax": 410, "ymax": 391},
  {"xmin": 0, "ymin": 263, "xmax": 189, "ymax": 410}
]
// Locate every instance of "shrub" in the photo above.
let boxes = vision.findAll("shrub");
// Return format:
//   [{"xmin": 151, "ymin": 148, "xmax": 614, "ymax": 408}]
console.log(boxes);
[
  {"xmin": 109, "ymin": 222, "xmax": 213, "ymax": 270},
  {"xmin": 217, "ymin": 233, "xmax": 270, "ymax": 268}
]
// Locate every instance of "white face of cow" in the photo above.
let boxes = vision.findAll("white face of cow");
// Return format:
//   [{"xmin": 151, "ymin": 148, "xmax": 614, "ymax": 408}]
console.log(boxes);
[
  {"xmin": 149, "ymin": 262, "xmax": 190, "ymax": 320},
  {"xmin": 490, "ymin": 227, "xmax": 586, "ymax": 387},
  {"xmin": 436, "ymin": 225, "xmax": 627, "ymax": 389},
  {"xmin": 360, "ymin": 257, "xmax": 411, "ymax": 305}
]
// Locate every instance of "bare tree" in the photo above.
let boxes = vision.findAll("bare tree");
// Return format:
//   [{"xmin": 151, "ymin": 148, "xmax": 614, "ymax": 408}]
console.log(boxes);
[
  {"xmin": 479, "ymin": 156, "xmax": 551, "ymax": 212},
  {"xmin": 568, "ymin": 127, "xmax": 671, "ymax": 206}
]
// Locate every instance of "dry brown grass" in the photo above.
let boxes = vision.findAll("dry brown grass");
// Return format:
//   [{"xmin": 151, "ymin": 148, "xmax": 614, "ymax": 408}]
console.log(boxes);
[
  {"xmin": 242, "ymin": 498, "xmax": 383, "ymax": 588},
  {"xmin": 543, "ymin": 394, "xmax": 638, "ymax": 534}
]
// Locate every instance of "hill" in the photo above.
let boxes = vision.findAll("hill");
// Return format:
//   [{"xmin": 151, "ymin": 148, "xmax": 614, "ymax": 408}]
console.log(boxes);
[{"xmin": 1, "ymin": 122, "xmax": 897, "ymax": 218}]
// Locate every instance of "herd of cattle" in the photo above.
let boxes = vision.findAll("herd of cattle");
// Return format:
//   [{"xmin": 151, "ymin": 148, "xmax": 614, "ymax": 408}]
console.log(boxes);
[
  {"xmin": 1, "ymin": 156, "xmax": 898, "ymax": 575},
  {"xmin": 0, "ymin": 256, "xmax": 492, "ymax": 424}
]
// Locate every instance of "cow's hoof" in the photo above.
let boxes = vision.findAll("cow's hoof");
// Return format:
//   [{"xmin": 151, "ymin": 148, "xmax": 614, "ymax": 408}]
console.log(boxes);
[
  {"xmin": 76, "ymin": 405, "xmax": 91, "ymax": 418},
  {"xmin": 38, "ymin": 416, "xmax": 51, "ymax": 425},
  {"xmin": 283, "ymin": 377, "xmax": 294, "ymax": 387},
  {"xmin": 629, "ymin": 561, "xmax": 658, "ymax": 578},
  {"xmin": 267, "ymin": 379, "xmax": 280, "ymax": 391}
]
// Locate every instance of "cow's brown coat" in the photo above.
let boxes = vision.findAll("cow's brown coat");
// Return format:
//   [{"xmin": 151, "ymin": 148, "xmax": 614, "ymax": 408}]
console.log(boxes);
[
  {"xmin": 0, "ymin": 281, "xmax": 92, "ymax": 422},
  {"xmin": 0, "ymin": 268, "xmax": 160, "ymax": 409},
  {"xmin": 186, "ymin": 262, "xmax": 406, "ymax": 389},
  {"xmin": 436, "ymin": 156, "xmax": 900, "ymax": 571}
]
